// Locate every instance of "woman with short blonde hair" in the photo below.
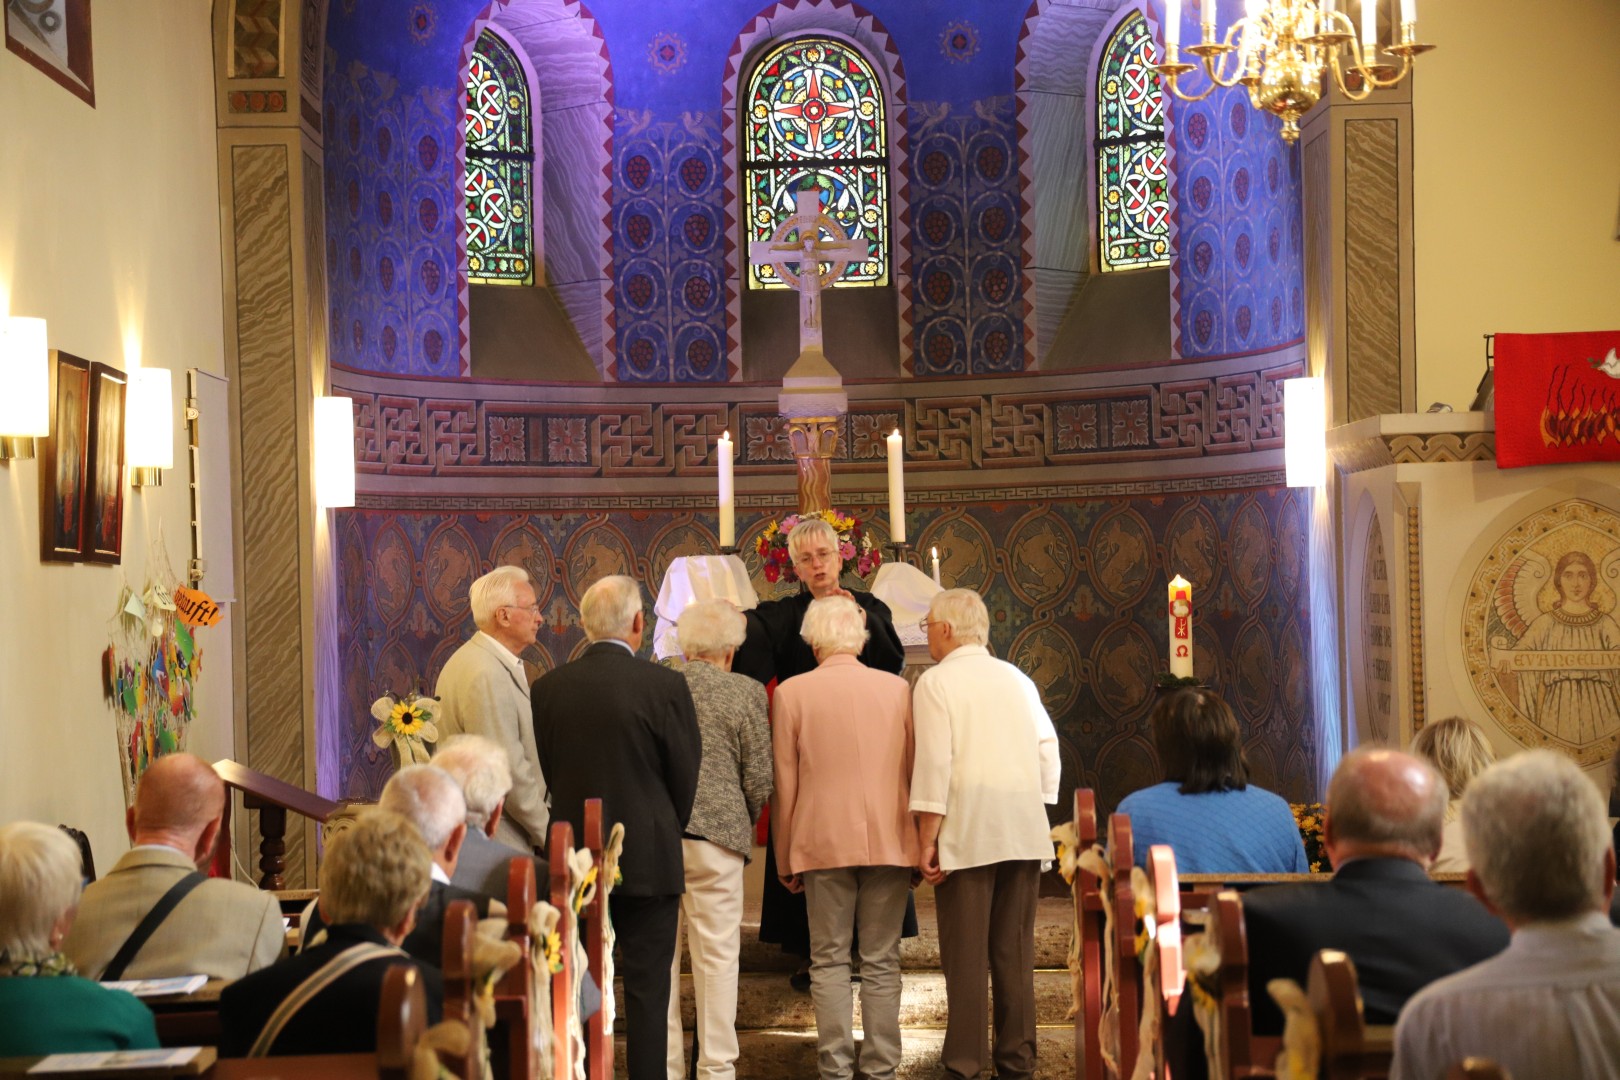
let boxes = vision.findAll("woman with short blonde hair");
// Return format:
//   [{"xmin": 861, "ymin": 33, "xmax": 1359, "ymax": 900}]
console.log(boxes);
[
  {"xmin": 1411, "ymin": 715, "xmax": 1497, "ymax": 872},
  {"xmin": 0, "ymin": 822, "xmax": 159, "ymax": 1054}
]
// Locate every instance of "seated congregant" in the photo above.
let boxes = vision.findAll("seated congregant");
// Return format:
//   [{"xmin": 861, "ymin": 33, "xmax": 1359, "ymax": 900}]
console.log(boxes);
[
  {"xmin": 1409, "ymin": 715, "xmax": 1496, "ymax": 873},
  {"xmin": 432, "ymin": 734, "xmax": 536, "ymax": 902},
  {"xmin": 0, "ymin": 822, "xmax": 159, "ymax": 1055},
  {"xmin": 1392, "ymin": 750, "xmax": 1620, "ymax": 1079},
  {"xmin": 301, "ymin": 765, "xmax": 496, "ymax": 967},
  {"xmin": 220, "ymin": 810, "xmax": 444, "ymax": 1056},
  {"xmin": 1116, "ymin": 688, "xmax": 1307, "ymax": 872},
  {"xmin": 1240, "ymin": 748, "xmax": 1508, "ymax": 1034},
  {"xmin": 64, "ymin": 753, "xmax": 284, "ymax": 980}
]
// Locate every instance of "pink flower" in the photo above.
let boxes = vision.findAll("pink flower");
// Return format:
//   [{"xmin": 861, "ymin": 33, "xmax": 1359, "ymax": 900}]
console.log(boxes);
[{"xmin": 839, "ymin": 541, "xmax": 855, "ymax": 560}]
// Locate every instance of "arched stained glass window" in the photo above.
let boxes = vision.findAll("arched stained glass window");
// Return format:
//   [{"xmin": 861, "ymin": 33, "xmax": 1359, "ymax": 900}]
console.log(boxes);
[
  {"xmin": 465, "ymin": 29, "xmax": 534, "ymax": 285},
  {"xmin": 1096, "ymin": 12, "xmax": 1169, "ymax": 272},
  {"xmin": 743, "ymin": 36, "xmax": 889, "ymax": 289}
]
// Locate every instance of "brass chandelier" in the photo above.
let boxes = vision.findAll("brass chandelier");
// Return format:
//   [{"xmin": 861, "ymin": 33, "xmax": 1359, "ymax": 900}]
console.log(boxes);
[{"xmin": 1154, "ymin": 0, "xmax": 1433, "ymax": 143}]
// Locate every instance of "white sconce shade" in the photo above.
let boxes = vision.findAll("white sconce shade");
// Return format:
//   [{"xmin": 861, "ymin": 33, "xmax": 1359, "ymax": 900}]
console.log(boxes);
[
  {"xmin": 314, "ymin": 395, "xmax": 356, "ymax": 508},
  {"xmin": 0, "ymin": 316, "xmax": 50, "ymax": 437},
  {"xmin": 1284, "ymin": 376, "xmax": 1326, "ymax": 487},
  {"xmin": 125, "ymin": 367, "xmax": 174, "ymax": 469}
]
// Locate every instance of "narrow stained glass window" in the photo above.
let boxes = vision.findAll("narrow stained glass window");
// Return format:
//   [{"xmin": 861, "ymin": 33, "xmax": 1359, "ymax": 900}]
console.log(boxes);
[
  {"xmin": 1096, "ymin": 12, "xmax": 1170, "ymax": 272},
  {"xmin": 465, "ymin": 29, "xmax": 533, "ymax": 285},
  {"xmin": 743, "ymin": 36, "xmax": 889, "ymax": 290}
]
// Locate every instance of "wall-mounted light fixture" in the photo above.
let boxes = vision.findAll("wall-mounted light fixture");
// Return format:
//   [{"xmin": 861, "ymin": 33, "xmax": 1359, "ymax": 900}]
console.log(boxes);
[
  {"xmin": 314, "ymin": 395, "xmax": 356, "ymax": 508},
  {"xmin": 0, "ymin": 316, "xmax": 49, "ymax": 460},
  {"xmin": 126, "ymin": 366, "xmax": 174, "ymax": 488},
  {"xmin": 1284, "ymin": 376, "xmax": 1326, "ymax": 488}
]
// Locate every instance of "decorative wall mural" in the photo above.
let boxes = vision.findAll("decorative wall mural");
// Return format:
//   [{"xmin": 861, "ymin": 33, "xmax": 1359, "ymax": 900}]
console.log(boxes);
[
  {"xmin": 1360, "ymin": 513, "xmax": 1393, "ymax": 744},
  {"xmin": 1463, "ymin": 499, "xmax": 1620, "ymax": 764}
]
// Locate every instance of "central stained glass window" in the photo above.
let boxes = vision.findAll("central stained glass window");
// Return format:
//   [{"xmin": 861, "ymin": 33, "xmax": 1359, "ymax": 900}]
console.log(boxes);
[
  {"xmin": 743, "ymin": 36, "xmax": 889, "ymax": 290},
  {"xmin": 465, "ymin": 29, "xmax": 533, "ymax": 285},
  {"xmin": 1096, "ymin": 11, "xmax": 1170, "ymax": 272}
]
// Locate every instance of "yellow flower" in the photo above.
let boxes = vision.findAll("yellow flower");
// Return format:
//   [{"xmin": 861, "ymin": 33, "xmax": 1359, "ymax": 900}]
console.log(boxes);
[
  {"xmin": 389, "ymin": 701, "xmax": 426, "ymax": 737},
  {"xmin": 544, "ymin": 930, "xmax": 563, "ymax": 974}
]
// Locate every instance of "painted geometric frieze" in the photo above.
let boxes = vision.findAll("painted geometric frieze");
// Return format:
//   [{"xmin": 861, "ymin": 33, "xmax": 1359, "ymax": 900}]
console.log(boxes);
[
  {"xmin": 1462, "ymin": 499, "xmax": 1620, "ymax": 765},
  {"xmin": 1361, "ymin": 511, "xmax": 1394, "ymax": 744},
  {"xmin": 332, "ymin": 486, "xmax": 1316, "ymax": 811},
  {"xmin": 334, "ymin": 355, "xmax": 1300, "ymax": 480}
]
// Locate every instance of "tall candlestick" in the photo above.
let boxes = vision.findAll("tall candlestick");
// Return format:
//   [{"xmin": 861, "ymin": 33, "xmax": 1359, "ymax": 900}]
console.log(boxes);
[
  {"xmin": 931, "ymin": 546, "xmax": 942, "ymax": 587},
  {"xmin": 1168, "ymin": 574, "xmax": 1194, "ymax": 679},
  {"xmin": 886, "ymin": 428, "xmax": 906, "ymax": 543},
  {"xmin": 717, "ymin": 431, "xmax": 735, "ymax": 548},
  {"xmin": 1165, "ymin": 0, "xmax": 1181, "ymax": 49}
]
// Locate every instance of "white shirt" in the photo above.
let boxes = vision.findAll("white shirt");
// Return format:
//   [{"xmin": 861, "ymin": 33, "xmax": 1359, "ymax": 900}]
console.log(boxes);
[
  {"xmin": 475, "ymin": 630, "xmax": 525, "ymax": 672},
  {"xmin": 909, "ymin": 644, "xmax": 1061, "ymax": 871},
  {"xmin": 1392, "ymin": 911, "xmax": 1620, "ymax": 1080}
]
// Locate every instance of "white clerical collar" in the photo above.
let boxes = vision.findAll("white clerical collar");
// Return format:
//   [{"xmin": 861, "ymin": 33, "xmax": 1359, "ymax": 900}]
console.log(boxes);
[
  {"xmin": 475, "ymin": 630, "xmax": 525, "ymax": 671},
  {"xmin": 431, "ymin": 863, "xmax": 451, "ymax": 885}
]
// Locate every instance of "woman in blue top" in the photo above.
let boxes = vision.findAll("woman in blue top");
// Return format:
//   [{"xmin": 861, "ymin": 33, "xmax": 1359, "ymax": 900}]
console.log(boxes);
[
  {"xmin": 0, "ymin": 822, "xmax": 159, "ymax": 1056},
  {"xmin": 1117, "ymin": 688, "xmax": 1308, "ymax": 873}
]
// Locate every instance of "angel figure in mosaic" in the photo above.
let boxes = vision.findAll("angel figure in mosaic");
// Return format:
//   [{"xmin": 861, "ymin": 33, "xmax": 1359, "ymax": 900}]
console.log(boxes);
[{"xmin": 1492, "ymin": 547, "xmax": 1620, "ymax": 746}]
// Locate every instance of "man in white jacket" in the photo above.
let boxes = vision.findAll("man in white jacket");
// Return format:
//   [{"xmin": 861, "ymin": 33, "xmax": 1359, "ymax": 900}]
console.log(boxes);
[{"xmin": 911, "ymin": 589, "xmax": 1061, "ymax": 1080}]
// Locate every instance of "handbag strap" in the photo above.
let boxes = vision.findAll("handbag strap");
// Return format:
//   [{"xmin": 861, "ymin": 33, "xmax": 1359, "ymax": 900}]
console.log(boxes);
[
  {"xmin": 247, "ymin": 942, "xmax": 405, "ymax": 1057},
  {"xmin": 101, "ymin": 870, "xmax": 206, "ymax": 981}
]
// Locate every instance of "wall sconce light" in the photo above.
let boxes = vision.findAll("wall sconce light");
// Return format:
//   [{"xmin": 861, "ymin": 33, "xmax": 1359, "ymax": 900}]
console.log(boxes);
[
  {"xmin": 126, "ymin": 366, "xmax": 174, "ymax": 488},
  {"xmin": 314, "ymin": 395, "xmax": 356, "ymax": 508},
  {"xmin": 1284, "ymin": 376, "xmax": 1327, "ymax": 487},
  {"xmin": 0, "ymin": 316, "xmax": 50, "ymax": 460}
]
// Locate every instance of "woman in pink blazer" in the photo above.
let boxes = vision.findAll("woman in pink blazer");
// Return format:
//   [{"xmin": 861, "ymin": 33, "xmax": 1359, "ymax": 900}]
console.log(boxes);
[{"xmin": 772, "ymin": 595, "xmax": 918, "ymax": 1080}]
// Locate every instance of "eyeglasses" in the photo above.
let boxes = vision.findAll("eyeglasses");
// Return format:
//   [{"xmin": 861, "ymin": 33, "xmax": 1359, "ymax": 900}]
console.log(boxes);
[
  {"xmin": 917, "ymin": 618, "xmax": 935, "ymax": 632},
  {"xmin": 503, "ymin": 603, "xmax": 542, "ymax": 615}
]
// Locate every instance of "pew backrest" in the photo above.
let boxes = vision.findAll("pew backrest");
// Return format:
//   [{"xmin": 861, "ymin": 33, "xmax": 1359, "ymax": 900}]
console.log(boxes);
[
  {"xmin": 583, "ymin": 799, "xmax": 613, "ymax": 1080},
  {"xmin": 1073, "ymin": 790, "xmax": 1104, "ymax": 1080},
  {"xmin": 1307, "ymin": 950, "xmax": 1393, "ymax": 1080}
]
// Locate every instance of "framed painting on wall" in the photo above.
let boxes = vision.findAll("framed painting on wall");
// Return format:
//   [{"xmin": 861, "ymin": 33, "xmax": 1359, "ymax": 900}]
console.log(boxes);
[
  {"xmin": 4, "ymin": 0, "xmax": 95, "ymax": 106},
  {"xmin": 39, "ymin": 349, "xmax": 91, "ymax": 562},
  {"xmin": 84, "ymin": 361, "xmax": 126, "ymax": 563}
]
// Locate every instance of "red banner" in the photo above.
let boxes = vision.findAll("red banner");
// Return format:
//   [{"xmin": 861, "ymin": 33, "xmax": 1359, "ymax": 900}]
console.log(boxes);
[{"xmin": 1495, "ymin": 331, "xmax": 1620, "ymax": 469}]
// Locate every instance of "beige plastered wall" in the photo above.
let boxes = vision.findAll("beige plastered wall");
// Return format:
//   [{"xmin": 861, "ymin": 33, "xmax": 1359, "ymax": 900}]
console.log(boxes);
[
  {"xmin": 0, "ymin": 1, "xmax": 235, "ymax": 867},
  {"xmin": 1412, "ymin": 0, "xmax": 1620, "ymax": 409}
]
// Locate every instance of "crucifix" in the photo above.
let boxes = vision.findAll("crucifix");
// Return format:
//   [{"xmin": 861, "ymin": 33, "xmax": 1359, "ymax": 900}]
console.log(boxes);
[{"xmin": 747, "ymin": 180, "xmax": 869, "ymax": 512}]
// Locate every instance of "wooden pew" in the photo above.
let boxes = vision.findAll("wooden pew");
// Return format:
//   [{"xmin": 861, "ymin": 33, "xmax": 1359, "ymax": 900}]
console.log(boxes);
[
  {"xmin": 548, "ymin": 819, "xmax": 579, "ymax": 1080},
  {"xmin": 1207, "ymin": 890, "xmax": 1280, "ymax": 1078},
  {"xmin": 1308, "ymin": 950, "xmax": 1393, "ymax": 1080},
  {"xmin": 440, "ymin": 899, "xmax": 479, "ymax": 1080},
  {"xmin": 1072, "ymin": 790, "xmax": 1105, "ymax": 1080},
  {"xmin": 213, "ymin": 759, "xmax": 343, "ymax": 890},
  {"xmin": 212, "ymin": 962, "xmax": 427, "ymax": 1078},
  {"xmin": 1107, "ymin": 813, "xmax": 1142, "ymax": 1077},
  {"xmin": 494, "ymin": 854, "xmax": 538, "ymax": 1080},
  {"xmin": 582, "ymin": 798, "xmax": 614, "ymax": 1080}
]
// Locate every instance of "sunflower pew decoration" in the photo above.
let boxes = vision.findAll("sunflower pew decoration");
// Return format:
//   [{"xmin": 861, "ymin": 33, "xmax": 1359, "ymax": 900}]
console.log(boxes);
[
  {"xmin": 755, "ymin": 507, "xmax": 881, "ymax": 586},
  {"xmin": 371, "ymin": 691, "xmax": 441, "ymax": 767}
]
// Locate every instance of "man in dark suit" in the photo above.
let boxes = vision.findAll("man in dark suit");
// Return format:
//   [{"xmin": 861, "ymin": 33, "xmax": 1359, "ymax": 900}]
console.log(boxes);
[
  {"xmin": 300, "ymin": 766, "xmax": 495, "ymax": 968},
  {"xmin": 1242, "ymin": 747, "xmax": 1510, "ymax": 1034},
  {"xmin": 532, "ymin": 574, "xmax": 701, "ymax": 1080},
  {"xmin": 433, "ymin": 733, "xmax": 536, "ymax": 902},
  {"xmin": 220, "ymin": 811, "xmax": 443, "ymax": 1056}
]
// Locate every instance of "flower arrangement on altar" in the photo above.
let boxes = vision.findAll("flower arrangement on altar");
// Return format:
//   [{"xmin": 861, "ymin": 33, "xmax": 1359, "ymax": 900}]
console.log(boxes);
[
  {"xmin": 1290, "ymin": 801, "xmax": 1327, "ymax": 873},
  {"xmin": 371, "ymin": 692, "xmax": 441, "ymax": 767},
  {"xmin": 755, "ymin": 508, "xmax": 881, "ymax": 584}
]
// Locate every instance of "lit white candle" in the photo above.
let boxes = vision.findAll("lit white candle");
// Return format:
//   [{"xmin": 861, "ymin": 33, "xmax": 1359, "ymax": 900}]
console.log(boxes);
[
  {"xmin": 886, "ymin": 428, "xmax": 906, "ymax": 543},
  {"xmin": 1168, "ymin": 574, "xmax": 1194, "ymax": 679},
  {"xmin": 1165, "ymin": 0, "xmax": 1181, "ymax": 49},
  {"xmin": 1400, "ymin": 0, "xmax": 1415, "ymax": 26},
  {"xmin": 1201, "ymin": 0, "xmax": 1216, "ymax": 37},
  {"xmin": 1321, "ymin": 0, "xmax": 1336, "ymax": 35},
  {"xmin": 717, "ymin": 431, "xmax": 735, "ymax": 548},
  {"xmin": 931, "ymin": 546, "xmax": 942, "ymax": 587},
  {"xmin": 1361, "ymin": 0, "xmax": 1376, "ymax": 49}
]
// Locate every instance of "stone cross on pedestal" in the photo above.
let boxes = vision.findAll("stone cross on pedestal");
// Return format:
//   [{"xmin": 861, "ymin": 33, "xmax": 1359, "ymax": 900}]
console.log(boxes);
[{"xmin": 747, "ymin": 182, "xmax": 869, "ymax": 513}]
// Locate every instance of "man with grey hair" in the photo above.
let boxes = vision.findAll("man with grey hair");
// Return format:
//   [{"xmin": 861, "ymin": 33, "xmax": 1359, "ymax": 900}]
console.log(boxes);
[
  {"xmin": 301, "ymin": 765, "xmax": 496, "ymax": 968},
  {"xmin": 1239, "ymin": 747, "xmax": 1507, "ymax": 1035},
  {"xmin": 432, "ymin": 733, "xmax": 534, "ymax": 901},
  {"xmin": 532, "ymin": 574, "xmax": 700, "ymax": 1080},
  {"xmin": 1392, "ymin": 750, "xmax": 1620, "ymax": 1079},
  {"xmin": 911, "ymin": 589, "xmax": 1060, "ymax": 1080},
  {"xmin": 433, "ymin": 564, "xmax": 549, "ymax": 852}
]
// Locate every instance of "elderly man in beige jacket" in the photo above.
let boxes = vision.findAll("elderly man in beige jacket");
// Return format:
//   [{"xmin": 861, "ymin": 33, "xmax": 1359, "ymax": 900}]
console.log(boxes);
[
  {"xmin": 64, "ymin": 754, "xmax": 283, "ymax": 981},
  {"xmin": 433, "ymin": 565, "xmax": 550, "ymax": 851}
]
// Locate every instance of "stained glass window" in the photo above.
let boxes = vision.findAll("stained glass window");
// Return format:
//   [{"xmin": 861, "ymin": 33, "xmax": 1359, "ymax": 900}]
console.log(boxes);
[
  {"xmin": 743, "ymin": 37, "xmax": 889, "ymax": 289},
  {"xmin": 465, "ymin": 29, "xmax": 534, "ymax": 285},
  {"xmin": 1096, "ymin": 12, "xmax": 1170, "ymax": 272}
]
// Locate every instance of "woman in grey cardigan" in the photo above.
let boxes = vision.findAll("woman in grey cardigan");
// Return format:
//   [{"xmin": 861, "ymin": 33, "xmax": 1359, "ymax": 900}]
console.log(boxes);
[{"xmin": 665, "ymin": 599, "xmax": 774, "ymax": 1080}]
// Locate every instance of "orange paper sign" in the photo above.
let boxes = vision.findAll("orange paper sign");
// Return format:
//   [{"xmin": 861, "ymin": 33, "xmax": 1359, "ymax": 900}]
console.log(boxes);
[{"xmin": 173, "ymin": 586, "xmax": 222, "ymax": 628}]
